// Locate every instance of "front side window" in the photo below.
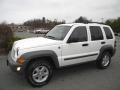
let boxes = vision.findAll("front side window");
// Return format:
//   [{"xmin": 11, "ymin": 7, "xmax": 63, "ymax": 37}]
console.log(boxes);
[
  {"xmin": 103, "ymin": 27, "xmax": 113, "ymax": 39},
  {"xmin": 90, "ymin": 26, "xmax": 103, "ymax": 41},
  {"xmin": 68, "ymin": 26, "xmax": 87, "ymax": 43},
  {"xmin": 46, "ymin": 25, "xmax": 71, "ymax": 40}
]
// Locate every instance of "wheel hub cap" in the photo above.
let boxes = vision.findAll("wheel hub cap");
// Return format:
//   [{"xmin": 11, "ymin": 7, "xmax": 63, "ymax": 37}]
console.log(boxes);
[
  {"xmin": 102, "ymin": 55, "xmax": 110, "ymax": 66},
  {"xmin": 32, "ymin": 66, "xmax": 49, "ymax": 83}
]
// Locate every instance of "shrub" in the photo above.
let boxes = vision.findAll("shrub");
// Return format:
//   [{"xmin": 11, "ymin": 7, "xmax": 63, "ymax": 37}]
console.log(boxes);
[
  {"xmin": 7, "ymin": 37, "xmax": 21, "ymax": 52},
  {"xmin": 0, "ymin": 24, "xmax": 14, "ymax": 52}
]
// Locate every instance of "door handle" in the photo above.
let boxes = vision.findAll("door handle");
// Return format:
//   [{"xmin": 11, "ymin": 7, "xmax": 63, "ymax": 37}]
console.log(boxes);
[
  {"xmin": 101, "ymin": 41, "xmax": 106, "ymax": 44},
  {"xmin": 82, "ymin": 43, "xmax": 89, "ymax": 46}
]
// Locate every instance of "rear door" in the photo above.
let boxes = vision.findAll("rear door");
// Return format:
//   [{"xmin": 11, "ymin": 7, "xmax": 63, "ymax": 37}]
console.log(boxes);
[{"xmin": 88, "ymin": 25, "xmax": 105, "ymax": 57}]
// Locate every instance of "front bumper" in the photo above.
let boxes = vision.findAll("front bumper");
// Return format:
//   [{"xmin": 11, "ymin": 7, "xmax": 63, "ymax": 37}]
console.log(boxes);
[{"xmin": 7, "ymin": 53, "xmax": 25, "ymax": 74}]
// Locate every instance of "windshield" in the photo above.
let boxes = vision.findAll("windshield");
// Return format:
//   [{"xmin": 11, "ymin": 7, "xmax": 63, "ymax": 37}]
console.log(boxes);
[{"xmin": 46, "ymin": 25, "xmax": 71, "ymax": 40}]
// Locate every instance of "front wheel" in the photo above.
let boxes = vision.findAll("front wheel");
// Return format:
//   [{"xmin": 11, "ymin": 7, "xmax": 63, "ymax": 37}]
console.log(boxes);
[
  {"xmin": 25, "ymin": 60, "xmax": 53, "ymax": 87},
  {"xmin": 96, "ymin": 52, "xmax": 111, "ymax": 69}
]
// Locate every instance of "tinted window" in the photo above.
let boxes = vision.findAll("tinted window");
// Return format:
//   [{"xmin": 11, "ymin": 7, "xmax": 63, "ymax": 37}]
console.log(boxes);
[
  {"xmin": 90, "ymin": 26, "xmax": 103, "ymax": 40},
  {"xmin": 68, "ymin": 26, "xmax": 87, "ymax": 42},
  {"xmin": 103, "ymin": 27, "xmax": 113, "ymax": 39}
]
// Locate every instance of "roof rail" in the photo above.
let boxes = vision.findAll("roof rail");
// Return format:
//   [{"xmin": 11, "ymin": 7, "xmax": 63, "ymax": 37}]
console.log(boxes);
[{"xmin": 70, "ymin": 22, "xmax": 104, "ymax": 24}]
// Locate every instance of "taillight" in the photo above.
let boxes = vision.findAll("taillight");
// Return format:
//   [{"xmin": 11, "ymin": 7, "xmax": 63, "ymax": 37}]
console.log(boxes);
[{"xmin": 114, "ymin": 40, "xmax": 117, "ymax": 48}]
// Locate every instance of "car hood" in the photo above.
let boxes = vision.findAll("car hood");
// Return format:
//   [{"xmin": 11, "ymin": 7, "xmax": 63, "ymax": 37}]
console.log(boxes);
[{"xmin": 14, "ymin": 37, "xmax": 62, "ymax": 49}]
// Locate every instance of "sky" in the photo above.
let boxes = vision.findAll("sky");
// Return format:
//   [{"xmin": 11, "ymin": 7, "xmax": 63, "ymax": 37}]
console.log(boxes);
[{"xmin": 0, "ymin": 0, "xmax": 120, "ymax": 24}]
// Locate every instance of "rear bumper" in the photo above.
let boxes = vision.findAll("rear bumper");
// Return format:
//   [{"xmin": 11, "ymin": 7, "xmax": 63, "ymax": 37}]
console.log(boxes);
[{"xmin": 7, "ymin": 53, "xmax": 25, "ymax": 74}]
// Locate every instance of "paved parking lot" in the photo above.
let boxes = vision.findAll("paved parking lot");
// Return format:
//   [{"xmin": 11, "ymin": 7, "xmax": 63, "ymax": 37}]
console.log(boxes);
[
  {"xmin": 0, "ymin": 37, "xmax": 120, "ymax": 90},
  {"xmin": 14, "ymin": 31, "xmax": 45, "ymax": 38}
]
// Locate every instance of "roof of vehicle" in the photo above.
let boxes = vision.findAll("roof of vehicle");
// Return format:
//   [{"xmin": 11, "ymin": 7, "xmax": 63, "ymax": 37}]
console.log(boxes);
[{"xmin": 59, "ymin": 23, "xmax": 109, "ymax": 27}]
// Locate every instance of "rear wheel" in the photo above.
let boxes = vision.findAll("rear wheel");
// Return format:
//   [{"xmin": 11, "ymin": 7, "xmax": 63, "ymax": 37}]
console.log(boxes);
[
  {"xmin": 25, "ymin": 60, "xmax": 53, "ymax": 87},
  {"xmin": 97, "ymin": 52, "xmax": 111, "ymax": 69}
]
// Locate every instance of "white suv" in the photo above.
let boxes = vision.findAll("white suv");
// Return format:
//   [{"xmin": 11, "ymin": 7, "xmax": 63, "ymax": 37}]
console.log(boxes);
[{"xmin": 7, "ymin": 23, "xmax": 116, "ymax": 87}]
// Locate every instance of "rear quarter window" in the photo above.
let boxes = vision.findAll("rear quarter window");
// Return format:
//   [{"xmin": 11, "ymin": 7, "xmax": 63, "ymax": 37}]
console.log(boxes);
[{"xmin": 103, "ymin": 27, "xmax": 113, "ymax": 39}]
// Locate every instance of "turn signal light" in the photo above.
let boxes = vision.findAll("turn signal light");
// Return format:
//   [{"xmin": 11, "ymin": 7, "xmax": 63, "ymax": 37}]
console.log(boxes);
[{"xmin": 17, "ymin": 57, "xmax": 25, "ymax": 64}]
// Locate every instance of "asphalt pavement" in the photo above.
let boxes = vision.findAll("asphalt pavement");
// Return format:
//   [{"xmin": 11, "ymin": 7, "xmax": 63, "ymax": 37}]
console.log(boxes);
[
  {"xmin": 0, "ymin": 37, "xmax": 120, "ymax": 90},
  {"xmin": 14, "ymin": 31, "xmax": 45, "ymax": 38}
]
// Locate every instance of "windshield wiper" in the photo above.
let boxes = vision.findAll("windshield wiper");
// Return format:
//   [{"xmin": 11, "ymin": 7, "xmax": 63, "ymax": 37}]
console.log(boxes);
[{"xmin": 46, "ymin": 35, "xmax": 56, "ymax": 39}]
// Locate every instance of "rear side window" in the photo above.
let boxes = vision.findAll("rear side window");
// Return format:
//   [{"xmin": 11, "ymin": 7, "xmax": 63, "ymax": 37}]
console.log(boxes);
[
  {"xmin": 103, "ymin": 27, "xmax": 113, "ymax": 39},
  {"xmin": 90, "ymin": 26, "xmax": 103, "ymax": 41},
  {"xmin": 69, "ymin": 26, "xmax": 87, "ymax": 42}
]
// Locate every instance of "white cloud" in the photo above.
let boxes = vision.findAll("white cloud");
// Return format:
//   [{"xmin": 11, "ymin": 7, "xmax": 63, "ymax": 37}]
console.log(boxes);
[{"xmin": 0, "ymin": 0, "xmax": 120, "ymax": 23}]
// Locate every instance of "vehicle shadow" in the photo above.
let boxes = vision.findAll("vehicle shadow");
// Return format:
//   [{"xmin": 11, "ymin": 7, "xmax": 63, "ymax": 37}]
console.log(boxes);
[{"xmin": 52, "ymin": 61, "xmax": 97, "ymax": 82}]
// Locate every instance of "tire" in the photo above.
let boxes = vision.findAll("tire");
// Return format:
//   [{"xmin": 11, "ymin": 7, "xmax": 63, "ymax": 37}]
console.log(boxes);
[
  {"xmin": 25, "ymin": 60, "xmax": 53, "ymax": 87},
  {"xmin": 96, "ymin": 52, "xmax": 111, "ymax": 69}
]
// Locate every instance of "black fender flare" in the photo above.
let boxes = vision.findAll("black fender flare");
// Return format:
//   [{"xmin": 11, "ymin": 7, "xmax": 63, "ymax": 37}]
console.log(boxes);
[
  {"xmin": 97, "ymin": 45, "xmax": 115, "ymax": 60},
  {"xmin": 21, "ymin": 50, "xmax": 60, "ymax": 68}
]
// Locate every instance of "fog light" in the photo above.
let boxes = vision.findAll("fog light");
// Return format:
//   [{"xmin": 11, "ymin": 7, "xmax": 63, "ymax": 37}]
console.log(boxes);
[{"xmin": 17, "ymin": 67, "xmax": 21, "ymax": 71}]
